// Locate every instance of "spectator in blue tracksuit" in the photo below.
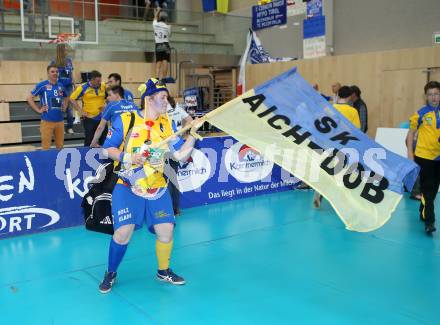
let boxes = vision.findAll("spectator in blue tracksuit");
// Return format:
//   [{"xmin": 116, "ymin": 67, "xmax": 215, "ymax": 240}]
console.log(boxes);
[
  {"xmin": 26, "ymin": 64, "xmax": 68, "ymax": 150},
  {"xmin": 90, "ymin": 85, "xmax": 139, "ymax": 148}
]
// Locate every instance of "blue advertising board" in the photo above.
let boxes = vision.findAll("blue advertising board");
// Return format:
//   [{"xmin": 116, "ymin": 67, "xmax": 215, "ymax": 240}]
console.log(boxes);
[
  {"xmin": 0, "ymin": 137, "xmax": 298, "ymax": 239},
  {"xmin": 0, "ymin": 148, "xmax": 105, "ymax": 239},
  {"xmin": 252, "ymin": 0, "xmax": 287, "ymax": 31},
  {"xmin": 303, "ymin": 15, "xmax": 325, "ymax": 39}
]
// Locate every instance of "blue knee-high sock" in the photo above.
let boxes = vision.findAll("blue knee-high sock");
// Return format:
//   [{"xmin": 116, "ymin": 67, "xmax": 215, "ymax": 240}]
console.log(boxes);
[{"xmin": 108, "ymin": 239, "xmax": 128, "ymax": 273}]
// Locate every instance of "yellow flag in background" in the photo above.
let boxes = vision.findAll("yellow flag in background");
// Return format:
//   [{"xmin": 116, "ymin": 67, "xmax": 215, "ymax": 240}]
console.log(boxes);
[{"xmin": 216, "ymin": 0, "xmax": 229, "ymax": 14}]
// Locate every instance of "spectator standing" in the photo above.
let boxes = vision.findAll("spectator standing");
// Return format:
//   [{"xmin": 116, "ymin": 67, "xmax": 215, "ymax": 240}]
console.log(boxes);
[
  {"xmin": 90, "ymin": 85, "xmax": 139, "ymax": 148},
  {"xmin": 153, "ymin": 7, "xmax": 171, "ymax": 81},
  {"xmin": 313, "ymin": 86, "xmax": 360, "ymax": 208},
  {"xmin": 351, "ymin": 85, "xmax": 368, "ymax": 133},
  {"xmin": 69, "ymin": 70, "xmax": 107, "ymax": 146},
  {"xmin": 333, "ymin": 86, "xmax": 361, "ymax": 128},
  {"xmin": 106, "ymin": 73, "xmax": 135, "ymax": 102},
  {"xmin": 406, "ymin": 81, "xmax": 440, "ymax": 234},
  {"xmin": 26, "ymin": 64, "xmax": 68, "ymax": 150}
]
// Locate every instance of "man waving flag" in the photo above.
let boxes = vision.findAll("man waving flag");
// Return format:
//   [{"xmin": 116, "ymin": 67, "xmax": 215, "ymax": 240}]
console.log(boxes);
[{"xmin": 206, "ymin": 68, "xmax": 419, "ymax": 232}]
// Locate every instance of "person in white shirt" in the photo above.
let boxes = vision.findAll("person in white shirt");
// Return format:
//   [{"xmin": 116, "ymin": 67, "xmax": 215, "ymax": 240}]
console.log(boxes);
[
  {"xmin": 153, "ymin": 8, "xmax": 171, "ymax": 80},
  {"xmin": 166, "ymin": 96, "xmax": 193, "ymax": 216},
  {"xmin": 167, "ymin": 96, "xmax": 192, "ymax": 131}
]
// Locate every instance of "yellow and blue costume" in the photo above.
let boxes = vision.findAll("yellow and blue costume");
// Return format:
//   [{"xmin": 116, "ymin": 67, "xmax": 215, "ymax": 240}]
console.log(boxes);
[
  {"xmin": 103, "ymin": 107, "xmax": 184, "ymax": 233},
  {"xmin": 409, "ymin": 105, "xmax": 440, "ymax": 161}
]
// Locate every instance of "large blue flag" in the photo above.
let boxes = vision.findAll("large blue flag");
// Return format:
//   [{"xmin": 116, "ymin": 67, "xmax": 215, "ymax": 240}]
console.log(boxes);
[{"xmin": 207, "ymin": 68, "xmax": 419, "ymax": 232}]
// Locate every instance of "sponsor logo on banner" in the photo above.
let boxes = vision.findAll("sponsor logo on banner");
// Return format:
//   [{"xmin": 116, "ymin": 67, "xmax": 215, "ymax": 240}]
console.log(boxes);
[
  {"xmin": 177, "ymin": 149, "xmax": 211, "ymax": 192},
  {"xmin": 225, "ymin": 143, "xmax": 273, "ymax": 183},
  {"xmin": 0, "ymin": 205, "xmax": 60, "ymax": 236}
]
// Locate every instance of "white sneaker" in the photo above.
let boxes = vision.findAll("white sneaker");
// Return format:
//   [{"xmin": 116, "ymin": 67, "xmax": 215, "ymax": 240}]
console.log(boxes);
[
  {"xmin": 157, "ymin": 268, "xmax": 185, "ymax": 285},
  {"xmin": 67, "ymin": 128, "xmax": 74, "ymax": 134}
]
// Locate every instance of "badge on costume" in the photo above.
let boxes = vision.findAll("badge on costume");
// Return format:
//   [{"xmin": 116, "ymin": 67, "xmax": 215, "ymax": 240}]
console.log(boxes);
[{"xmin": 425, "ymin": 117, "xmax": 433, "ymax": 125}]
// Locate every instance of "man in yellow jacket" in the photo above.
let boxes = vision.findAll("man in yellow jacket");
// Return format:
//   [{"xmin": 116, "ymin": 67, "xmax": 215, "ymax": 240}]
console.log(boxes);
[
  {"xmin": 406, "ymin": 81, "xmax": 440, "ymax": 234},
  {"xmin": 69, "ymin": 70, "xmax": 106, "ymax": 146}
]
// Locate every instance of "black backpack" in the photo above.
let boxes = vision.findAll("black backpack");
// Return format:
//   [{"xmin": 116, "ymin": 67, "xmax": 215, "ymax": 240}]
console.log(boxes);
[{"xmin": 82, "ymin": 112, "xmax": 135, "ymax": 235}]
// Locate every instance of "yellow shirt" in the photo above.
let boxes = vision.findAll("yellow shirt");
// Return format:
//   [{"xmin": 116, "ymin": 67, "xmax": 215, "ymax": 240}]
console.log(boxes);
[
  {"xmin": 334, "ymin": 103, "xmax": 361, "ymax": 129},
  {"xmin": 409, "ymin": 105, "xmax": 440, "ymax": 160},
  {"xmin": 116, "ymin": 111, "xmax": 175, "ymax": 191},
  {"xmin": 70, "ymin": 82, "xmax": 106, "ymax": 118}
]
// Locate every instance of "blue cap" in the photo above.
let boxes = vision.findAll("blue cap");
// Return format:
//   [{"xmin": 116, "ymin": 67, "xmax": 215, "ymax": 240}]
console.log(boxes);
[{"xmin": 138, "ymin": 78, "xmax": 168, "ymax": 100}]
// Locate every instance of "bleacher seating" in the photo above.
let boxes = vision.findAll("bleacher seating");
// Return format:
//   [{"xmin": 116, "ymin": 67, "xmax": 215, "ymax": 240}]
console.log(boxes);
[{"xmin": 0, "ymin": 13, "xmax": 237, "ymax": 55}]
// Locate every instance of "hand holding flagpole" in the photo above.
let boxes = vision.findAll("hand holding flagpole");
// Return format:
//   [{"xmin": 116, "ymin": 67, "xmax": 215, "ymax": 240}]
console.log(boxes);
[{"xmin": 149, "ymin": 116, "xmax": 207, "ymax": 149}]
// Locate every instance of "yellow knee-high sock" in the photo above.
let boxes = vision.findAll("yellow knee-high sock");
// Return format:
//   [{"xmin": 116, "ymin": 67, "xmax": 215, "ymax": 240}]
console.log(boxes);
[{"xmin": 156, "ymin": 240, "xmax": 173, "ymax": 270}]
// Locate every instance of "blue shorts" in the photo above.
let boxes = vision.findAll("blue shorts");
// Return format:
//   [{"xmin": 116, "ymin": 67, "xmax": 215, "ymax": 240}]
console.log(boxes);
[{"xmin": 112, "ymin": 184, "xmax": 175, "ymax": 233}]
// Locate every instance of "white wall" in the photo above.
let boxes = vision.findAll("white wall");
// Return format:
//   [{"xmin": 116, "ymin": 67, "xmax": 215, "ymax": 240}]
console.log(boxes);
[
  {"xmin": 333, "ymin": 0, "xmax": 440, "ymax": 55},
  {"xmin": 175, "ymin": 0, "xmax": 202, "ymax": 12},
  {"xmin": 221, "ymin": 0, "xmax": 440, "ymax": 58}
]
